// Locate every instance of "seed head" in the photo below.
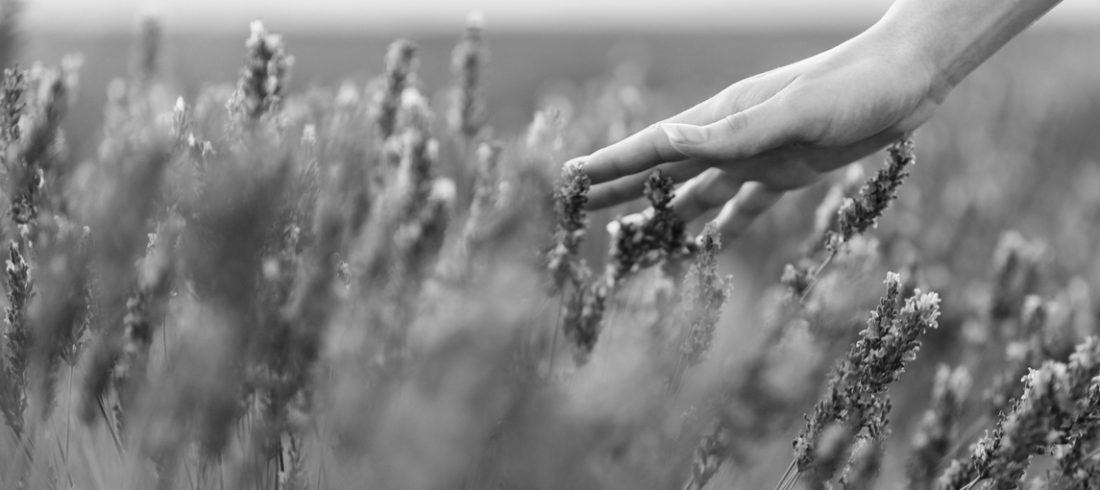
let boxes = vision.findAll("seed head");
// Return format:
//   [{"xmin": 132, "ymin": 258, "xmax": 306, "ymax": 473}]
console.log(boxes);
[
  {"xmin": 562, "ymin": 279, "xmax": 611, "ymax": 361},
  {"xmin": 907, "ymin": 365, "xmax": 972, "ymax": 490},
  {"xmin": 374, "ymin": 39, "xmax": 418, "ymax": 138},
  {"xmin": 228, "ymin": 21, "xmax": 294, "ymax": 123},
  {"xmin": 547, "ymin": 160, "xmax": 591, "ymax": 292},
  {"xmin": 0, "ymin": 67, "xmax": 26, "ymax": 147},
  {"xmin": 677, "ymin": 222, "xmax": 733, "ymax": 367},
  {"xmin": 606, "ymin": 170, "xmax": 692, "ymax": 280},
  {"xmin": 795, "ymin": 272, "xmax": 940, "ymax": 479},
  {"xmin": 990, "ymin": 231, "xmax": 1043, "ymax": 325},
  {"xmin": 449, "ymin": 11, "xmax": 488, "ymax": 138},
  {"xmin": 0, "ymin": 241, "xmax": 31, "ymax": 438},
  {"xmin": 826, "ymin": 137, "xmax": 914, "ymax": 253},
  {"xmin": 132, "ymin": 12, "xmax": 163, "ymax": 88},
  {"xmin": 939, "ymin": 337, "xmax": 1100, "ymax": 490},
  {"xmin": 839, "ymin": 438, "xmax": 883, "ymax": 490}
]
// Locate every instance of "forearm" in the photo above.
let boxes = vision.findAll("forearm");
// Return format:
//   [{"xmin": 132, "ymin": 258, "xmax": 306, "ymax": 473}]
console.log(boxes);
[{"xmin": 870, "ymin": 0, "xmax": 1061, "ymax": 100}]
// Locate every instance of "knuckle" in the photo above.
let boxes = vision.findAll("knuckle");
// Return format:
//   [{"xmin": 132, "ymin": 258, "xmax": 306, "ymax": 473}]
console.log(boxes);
[
  {"xmin": 722, "ymin": 113, "xmax": 749, "ymax": 134},
  {"xmin": 740, "ymin": 190, "xmax": 779, "ymax": 215}
]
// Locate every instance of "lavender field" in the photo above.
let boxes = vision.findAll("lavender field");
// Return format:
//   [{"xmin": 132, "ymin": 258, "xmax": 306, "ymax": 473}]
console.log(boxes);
[{"xmin": 2, "ymin": 6, "xmax": 1100, "ymax": 490}]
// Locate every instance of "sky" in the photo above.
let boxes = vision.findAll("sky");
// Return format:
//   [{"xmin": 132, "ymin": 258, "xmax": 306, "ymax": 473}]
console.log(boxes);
[{"xmin": 21, "ymin": 0, "xmax": 1100, "ymax": 36}]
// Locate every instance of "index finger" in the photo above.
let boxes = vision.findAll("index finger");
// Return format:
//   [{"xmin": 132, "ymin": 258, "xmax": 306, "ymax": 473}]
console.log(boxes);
[{"xmin": 569, "ymin": 101, "xmax": 715, "ymax": 185}]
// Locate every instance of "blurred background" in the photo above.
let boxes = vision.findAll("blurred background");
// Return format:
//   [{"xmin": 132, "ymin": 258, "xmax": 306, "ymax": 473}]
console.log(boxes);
[{"xmin": 17, "ymin": 0, "xmax": 1100, "ymax": 159}]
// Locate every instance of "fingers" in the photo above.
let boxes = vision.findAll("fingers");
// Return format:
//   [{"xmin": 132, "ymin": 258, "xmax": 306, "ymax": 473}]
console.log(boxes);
[
  {"xmin": 586, "ymin": 159, "xmax": 709, "ymax": 210},
  {"xmin": 713, "ymin": 183, "xmax": 784, "ymax": 241},
  {"xmin": 661, "ymin": 97, "xmax": 808, "ymax": 165},
  {"xmin": 565, "ymin": 125, "xmax": 683, "ymax": 186},
  {"xmin": 615, "ymin": 169, "xmax": 783, "ymax": 246},
  {"xmin": 730, "ymin": 126, "xmax": 904, "ymax": 188},
  {"xmin": 666, "ymin": 171, "xmax": 783, "ymax": 241},
  {"xmin": 667, "ymin": 169, "xmax": 743, "ymax": 223},
  {"xmin": 570, "ymin": 102, "xmax": 716, "ymax": 186}
]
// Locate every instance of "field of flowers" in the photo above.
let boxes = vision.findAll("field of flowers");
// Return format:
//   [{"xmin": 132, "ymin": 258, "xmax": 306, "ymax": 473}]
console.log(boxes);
[{"xmin": 2, "ymin": 10, "xmax": 1100, "ymax": 490}]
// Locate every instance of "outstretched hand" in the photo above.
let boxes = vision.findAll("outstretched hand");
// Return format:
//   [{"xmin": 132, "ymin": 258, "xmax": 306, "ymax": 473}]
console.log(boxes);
[{"xmin": 571, "ymin": 25, "xmax": 948, "ymax": 241}]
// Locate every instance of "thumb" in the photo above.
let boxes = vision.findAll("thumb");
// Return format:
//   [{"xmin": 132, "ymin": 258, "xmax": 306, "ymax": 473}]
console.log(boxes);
[{"xmin": 659, "ymin": 98, "xmax": 806, "ymax": 162}]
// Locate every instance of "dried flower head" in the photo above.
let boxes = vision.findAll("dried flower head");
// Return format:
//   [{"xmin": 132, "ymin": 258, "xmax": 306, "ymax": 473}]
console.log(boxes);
[
  {"xmin": 605, "ymin": 170, "xmax": 692, "ymax": 280},
  {"xmin": 840, "ymin": 439, "xmax": 884, "ymax": 490},
  {"xmin": 0, "ymin": 241, "xmax": 31, "ymax": 438},
  {"xmin": 683, "ymin": 424, "xmax": 733, "ymax": 490},
  {"xmin": 562, "ymin": 276, "xmax": 614, "ymax": 361},
  {"xmin": 394, "ymin": 177, "xmax": 455, "ymax": 280},
  {"xmin": 396, "ymin": 129, "xmax": 436, "ymax": 214},
  {"xmin": 525, "ymin": 106, "xmax": 564, "ymax": 154},
  {"xmin": 794, "ymin": 272, "xmax": 940, "ymax": 482},
  {"xmin": 374, "ymin": 39, "xmax": 418, "ymax": 138},
  {"xmin": 132, "ymin": 12, "xmax": 162, "ymax": 89},
  {"xmin": 939, "ymin": 337, "xmax": 1100, "ymax": 490},
  {"xmin": 397, "ymin": 86, "xmax": 433, "ymax": 135},
  {"xmin": 449, "ymin": 11, "xmax": 489, "ymax": 138},
  {"xmin": 677, "ymin": 222, "xmax": 733, "ymax": 367},
  {"xmin": 11, "ymin": 67, "xmax": 69, "ymax": 231},
  {"xmin": 1052, "ymin": 377, "xmax": 1100, "ymax": 489},
  {"xmin": 807, "ymin": 165, "xmax": 865, "ymax": 253},
  {"xmin": 0, "ymin": 67, "xmax": 25, "ymax": 148},
  {"xmin": 781, "ymin": 263, "xmax": 812, "ymax": 301},
  {"xmin": 990, "ymin": 231, "xmax": 1044, "ymax": 325},
  {"xmin": 228, "ymin": 21, "xmax": 294, "ymax": 124},
  {"xmin": 562, "ymin": 170, "xmax": 694, "ymax": 361},
  {"xmin": 547, "ymin": 160, "xmax": 591, "ymax": 292},
  {"xmin": 907, "ymin": 365, "xmax": 972, "ymax": 490},
  {"xmin": 826, "ymin": 137, "xmax": 914, "ymax": 252}
]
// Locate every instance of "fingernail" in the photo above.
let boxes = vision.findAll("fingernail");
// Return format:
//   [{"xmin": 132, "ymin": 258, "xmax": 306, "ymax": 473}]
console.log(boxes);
[{"xmin": 660, "ymin": 123, "xmax": 706, "ymax": 145}]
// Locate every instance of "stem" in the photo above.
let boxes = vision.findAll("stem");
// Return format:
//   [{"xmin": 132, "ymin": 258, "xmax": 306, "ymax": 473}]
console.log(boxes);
[
  {"xmin": 799, "ymin": 250, "xmax": 837, "ymax": 304},
  {"xmin": 774, "ymin": 459, "xmax": 798, "ymax": 490},
  {"xmin": 96, "ymin": 395, "xmax": 124, "ymax": 455},
  {"xmin": 65, "ymin": 363, "xmax": 72, "ymax": 458},
  {"xmin": 548, "ymin": 295, "xmax": 564, "ymax": 379}
]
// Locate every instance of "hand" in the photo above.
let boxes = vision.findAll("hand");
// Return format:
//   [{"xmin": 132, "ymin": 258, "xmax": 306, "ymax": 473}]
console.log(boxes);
[{"xmin": 573, "ymin": 24, "xmax": 948, "ymax": 241}]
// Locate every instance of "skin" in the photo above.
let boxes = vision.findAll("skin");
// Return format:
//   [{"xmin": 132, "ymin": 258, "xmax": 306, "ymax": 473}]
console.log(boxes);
[{"xmin": 573, "ymin": 0, "xmax": 1063, "ymax": 242}]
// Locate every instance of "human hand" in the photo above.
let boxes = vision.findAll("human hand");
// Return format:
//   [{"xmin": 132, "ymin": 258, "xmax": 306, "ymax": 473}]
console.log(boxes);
[{"xmin": 573, "ymin": 24, "xmax": 949, "ymax": 241}]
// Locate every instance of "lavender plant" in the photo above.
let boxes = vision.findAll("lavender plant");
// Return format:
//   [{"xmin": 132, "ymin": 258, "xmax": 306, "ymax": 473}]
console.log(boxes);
[
  {"xmin": 547, "ymin": 159, "xmax": 591, "ymax": 293},
  {"xmin": 939, "ymin": 337, "xmax": 1100, "ymax": 490},
  {"xmin": 906, "ymin": 365, "xmax": 973, "ymax": 490},
  {"xmin": 787, "ymin": 272, "xmax": 941, "ymax": 489},
  {"xmin": 131, "ymin": 12, "xmax": 162, "ymax": 91},
  {"xmin": 0, "ymin": 241, "xmax": 30, "ymax": 437},
  {"xmin": 372, "ymin": 39, "xmax": 417, "ymax": 139},
  {"xmin": 562, "ymin": 169, "xmax": 692, "ymax": 359},
  {"xmin": 227, "ymin": 21, "xmax": 293, "ymax": 125},
  {"xmin": 785, "ymin": 136, "xmax": 916, "ymax": 300},
  {"xmin": 674, "ymin": 222, "xmax": 733, "ymax": 376},
  {"xmin": 449, "ymin": 12, "xmax": 488, "ymax": 139},
  {"xmin": 0, "ymin": 12, "xmax": 1098, "ymax": 490},
  {"xmin": 825, "ymin": 138, "xmax": 916, "ymax": 252}
]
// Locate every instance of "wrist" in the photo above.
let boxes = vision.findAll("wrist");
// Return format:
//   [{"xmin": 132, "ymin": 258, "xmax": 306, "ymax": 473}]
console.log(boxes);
[
  {"xmin": 863, "ymin": 6, "xmax": 957, "ymax": 104},
  {"xmin": 853, "ymin": 18, "xmax": 950, "ymax": 105},
  {"xmin": 870, "ymin": 0, "xmax": 1061, "ymax": 101}
]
